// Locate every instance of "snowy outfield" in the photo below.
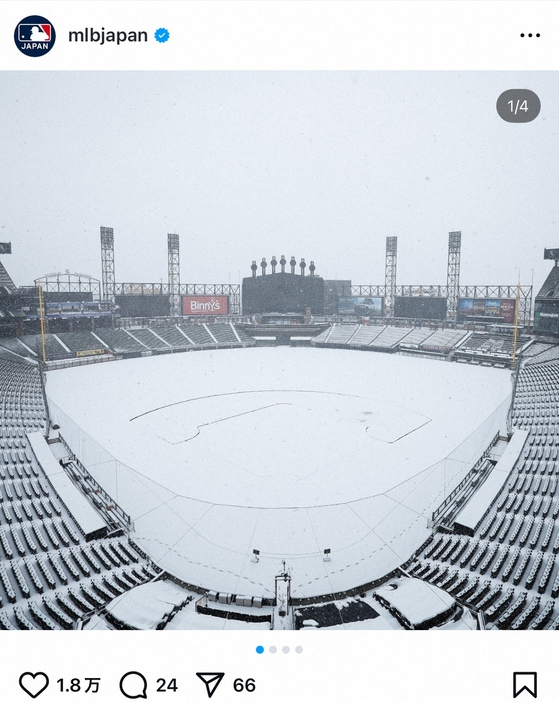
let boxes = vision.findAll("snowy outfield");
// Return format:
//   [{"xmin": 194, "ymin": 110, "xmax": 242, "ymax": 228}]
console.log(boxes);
[{"xmin": 46, "ymin": 348, "xmax": 511, "ymax": 599}]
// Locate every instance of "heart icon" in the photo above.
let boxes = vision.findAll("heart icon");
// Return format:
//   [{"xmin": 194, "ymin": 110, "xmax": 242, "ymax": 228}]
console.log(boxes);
[{"xmin": 19, "ymin": 672, "xmax": 49, "ymax": 699}]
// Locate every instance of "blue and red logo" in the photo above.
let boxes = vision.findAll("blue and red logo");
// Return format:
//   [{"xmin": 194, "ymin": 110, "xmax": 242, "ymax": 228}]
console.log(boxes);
[{"xmin": 14, "ymin": 15, "xmax": 56, "ymax": 57}]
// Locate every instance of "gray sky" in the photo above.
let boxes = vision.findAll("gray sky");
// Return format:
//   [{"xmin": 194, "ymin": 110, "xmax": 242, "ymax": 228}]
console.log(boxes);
[{"xmin": 0, "ymin": 71, "xmax": 557, "ymax": 292}]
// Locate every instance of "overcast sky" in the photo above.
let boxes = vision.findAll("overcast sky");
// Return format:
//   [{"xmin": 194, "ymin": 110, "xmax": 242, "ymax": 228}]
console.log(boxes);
[{"xmin": 0, "ymin": 71, "xmax": 557, "ymax": 293}]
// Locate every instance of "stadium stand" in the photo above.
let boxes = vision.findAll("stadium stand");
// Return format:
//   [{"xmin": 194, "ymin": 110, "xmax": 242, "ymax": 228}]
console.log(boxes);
[
  {"xmin": 419, "ymin": 329, "xmax": 468, "ymax": 352},
  {"xmin": 18, "ymin": 322, "xmax": 523, "ymax": 368},
  {"xmin": 2, "ymin": 316, "xmax": 559, "ymax": 630},
  {"xmin": 55, "ymin": 332, "xmax": 107, "ymax": 355},
  {"xmin": 0, "ymin": 356, "xmax": 177, "ymax": 630},
  {"xmin": 0, "ymin": 265, "xmax": 27, "ymax": 337},
  {"xmin": 347, "ymin": 326, "xmax": 384, "ymax": 346},
  {"xmin": 207, "ymin": 323, "xmax": 242, "ymax": 345},
  {"xmin": 312, "ymin": 324, "xmax": 470, "ymax": 358},
  {"xmin": 178, "ymin": 324, "xmax": 216, "ymax": 347},
  {"xmin": 125, "ymin": 328, "xmax": 172, "ymax": 351},
  {"xmin": 453, "ymin": 333, "xmax": 530, "ymax": 366},
  {"xmin": 234, "ymin": 326, "xmax": 257, "ymax": 345},
  {"xmin": 0, "ymin": 338, "xmax": 37, "ymax": 360},
  {"xmin": 310, "ymin": 326, "xmax": 333, "ymax": 345},
  {"xmin": 326, "ymin": 324, "xmax": 360, "ymax": 345},
  {"xmin": 519, "ymin": 342, "xmax": 555, "ymax": 359},
  {"xmin": 93, "ymin": 329, "xmax": 147, "ymax": 355},
  {"xmin": 20, "ymin": 334, "xmax": 69, "ymax": 359},
  {"xmin": 410, "ymin": 346, "xmax": 559, "ymax": 629},
  {"xmin": 146, "ymin": 326, "xmax": 192, "ymax": 350},
  {"xmin": 1, "ymin": 324, "xmax": 255, "ymax": 366},
  {"xmin": 0, "ymin": 262, "xmax": 17, "ymax": 294},
  {"xmin": 398, "ymin": 328, "xmax": 436, "ymax": 347},
  {"xmin": 523, "ymin": 345, "xmax": 559, "ymax": 366},
  {"xmin": 370, "ymin": 326, "xmax": 414, "ymax": 349}
]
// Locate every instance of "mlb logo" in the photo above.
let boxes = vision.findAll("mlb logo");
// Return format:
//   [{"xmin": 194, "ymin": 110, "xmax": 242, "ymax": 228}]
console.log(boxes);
[
  {"xmin": 18, "ymin": 23, "xmax": 52, "ymax": 43},
  {"xmin": 14, "ymin": 14, "xmax": 56, "ymax": 56}
]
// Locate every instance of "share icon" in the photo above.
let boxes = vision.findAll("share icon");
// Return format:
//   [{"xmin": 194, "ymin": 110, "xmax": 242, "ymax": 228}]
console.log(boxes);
[{"xmin": 196, "ymin": 672, "xmax": 225, "ymax": 699}]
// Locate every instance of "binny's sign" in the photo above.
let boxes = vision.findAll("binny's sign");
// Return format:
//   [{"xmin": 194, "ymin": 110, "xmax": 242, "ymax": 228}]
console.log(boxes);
[{"xmin": 182, "ymin": 295, "xmax": 229, "ymax": 316}]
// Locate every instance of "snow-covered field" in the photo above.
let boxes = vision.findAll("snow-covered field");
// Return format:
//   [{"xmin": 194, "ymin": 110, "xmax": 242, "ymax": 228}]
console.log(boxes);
[{"xmin": 46, "ymin": 347, "xmax": 511, "ymax": 599}]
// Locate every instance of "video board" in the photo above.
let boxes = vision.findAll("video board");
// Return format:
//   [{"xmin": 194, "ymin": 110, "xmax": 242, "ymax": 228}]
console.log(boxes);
[
  {"xmin": 242, "ymin": 274, "xmax": 324, "ymax": 315},
  {"xmin": 115, "ymin": 294, "xmax": 170, "ymax": 318},
  {"xmin": 338, "ymin": 296, "xmax": 384, "ymax": 316},
  {"xmin": 394, "ymin": 296, "xmax": 447, "ymax": 320}
]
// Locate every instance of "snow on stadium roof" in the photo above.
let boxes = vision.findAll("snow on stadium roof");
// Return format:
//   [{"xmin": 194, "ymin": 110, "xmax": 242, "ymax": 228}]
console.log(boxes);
[
  {"xmin": 27, "ymin": 431, "xmax": 107, "ymax": 539},
  {"xmin": 107, "ymin": 580, "xmax": 188, "ymax": 630},
  {"xmin": 453, "ymin": 429, "xmax": 529, "ymax": 535},
  {"xmin": 374, "ymin": 578, "xmax": 455, "ymax": 627}
]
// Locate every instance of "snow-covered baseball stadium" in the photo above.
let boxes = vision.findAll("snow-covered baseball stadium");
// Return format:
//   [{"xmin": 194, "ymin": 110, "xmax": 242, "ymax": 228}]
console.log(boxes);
[{"xmin": 1, "ymin": 240, "xmax": 559, "ymax": 631}]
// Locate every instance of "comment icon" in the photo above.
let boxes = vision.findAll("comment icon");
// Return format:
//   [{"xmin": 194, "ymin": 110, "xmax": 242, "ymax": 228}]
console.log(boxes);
[{"xmin": 119, "ymin": 671, "xmax": 148, "ymax": 699}]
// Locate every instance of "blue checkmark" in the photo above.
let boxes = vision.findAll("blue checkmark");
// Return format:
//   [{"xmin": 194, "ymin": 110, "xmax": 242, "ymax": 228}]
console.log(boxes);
[{"xmin": 154, "ymin": 27, "xmax": 170, "ymax": 43}]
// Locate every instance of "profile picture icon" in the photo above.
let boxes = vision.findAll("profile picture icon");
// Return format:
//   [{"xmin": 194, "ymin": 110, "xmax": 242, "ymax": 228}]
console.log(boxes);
[{"xmin": 14, "ymin": 15, "xmax": 56, "ymax": 57}]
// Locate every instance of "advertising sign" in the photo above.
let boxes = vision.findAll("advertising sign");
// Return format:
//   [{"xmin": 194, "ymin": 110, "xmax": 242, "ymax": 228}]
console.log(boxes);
[
  {"xmin": 457, "ymin": 298, "xmax": 516, "ymax": 323},
  {"xmin": 500, "ymin": 299, "xmax": 516, "ymax": 321},
  {"xmin": 182, "ymin": 295, "xmax": 229, "ymax": 316},
  {"xmin": 76, "ymin": 348, "xmax": 107, "ymax": 357},
  {"xmin": 338, "ymin": 296, "xmax": 384, "ymax": 316}
]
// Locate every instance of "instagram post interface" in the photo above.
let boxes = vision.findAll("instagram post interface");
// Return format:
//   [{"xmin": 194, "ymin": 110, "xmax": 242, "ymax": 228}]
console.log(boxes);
[{"xmin": 0, "ymin": 3, "xmax": 558, "ymax": 701}]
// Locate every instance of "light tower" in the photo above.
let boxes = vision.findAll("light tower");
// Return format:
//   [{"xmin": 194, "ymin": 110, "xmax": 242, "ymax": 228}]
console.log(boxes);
[
  {"xmin": 100, "ymin": 226, "xmax": 115, "ymax": 306},
  {"xmin": 168, "ymin": 233, "xmax": 180, "ymax": 317},
  {"xmin": 385, "ymin": 236, "xmax": 397, "ymax": 318},
  {"xmin": 446, "ymin": 231, "xmax": 462, "ymax": 321}
]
